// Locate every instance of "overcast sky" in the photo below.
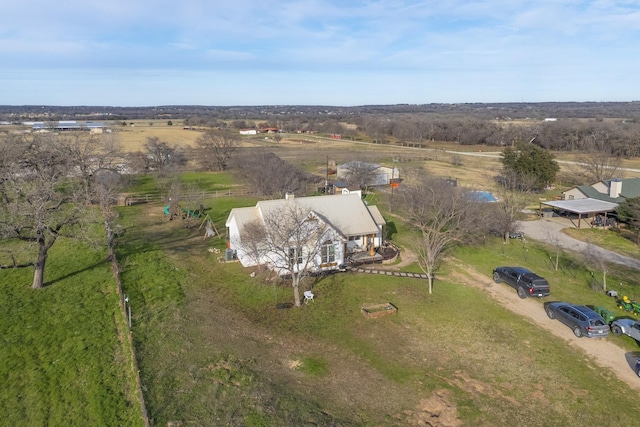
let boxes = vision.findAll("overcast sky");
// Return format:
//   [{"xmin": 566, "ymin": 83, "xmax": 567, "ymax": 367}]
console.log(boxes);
[{"xmin": 2, "ymin": 0, "xmax": 639, "ymax": 106}]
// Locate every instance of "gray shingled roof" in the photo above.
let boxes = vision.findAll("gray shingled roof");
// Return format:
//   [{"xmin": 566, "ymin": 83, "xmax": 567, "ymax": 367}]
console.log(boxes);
[{"xmin": 227, "ymin": 194, "xmax": 383, "ymax": 237}]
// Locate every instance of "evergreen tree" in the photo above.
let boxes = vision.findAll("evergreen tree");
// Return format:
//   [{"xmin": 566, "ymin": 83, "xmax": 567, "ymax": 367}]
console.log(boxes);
[{"xmin": 501, "ymin": 144, "xmax": 559, "ymax": 192}]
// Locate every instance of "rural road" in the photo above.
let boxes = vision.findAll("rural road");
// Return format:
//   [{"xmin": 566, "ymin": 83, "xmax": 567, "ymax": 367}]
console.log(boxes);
[{"xmin": 443, "ymin": 149, "xmax": 640, "ymax": 173}]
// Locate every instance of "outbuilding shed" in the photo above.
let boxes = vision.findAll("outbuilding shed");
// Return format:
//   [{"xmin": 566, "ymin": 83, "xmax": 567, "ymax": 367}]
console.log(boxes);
[{"xmin": 539, "ymin": 198, "xmax": 618, "ymax": 229}]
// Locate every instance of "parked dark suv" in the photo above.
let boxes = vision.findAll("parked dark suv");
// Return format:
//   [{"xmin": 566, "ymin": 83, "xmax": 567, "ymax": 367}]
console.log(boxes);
[
  {"xmin": 492, "ymin": 266, "xmax": 551, "ymax": 299},
  {"xmin": 544, "ymin": 301, "xmax": 610, "ymax": 338}
]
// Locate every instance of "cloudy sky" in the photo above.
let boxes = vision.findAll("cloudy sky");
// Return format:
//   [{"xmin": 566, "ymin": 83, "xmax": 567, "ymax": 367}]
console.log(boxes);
[{"xmin": 1, "ymin": 0, "xmax": 639, "ymax": 106}]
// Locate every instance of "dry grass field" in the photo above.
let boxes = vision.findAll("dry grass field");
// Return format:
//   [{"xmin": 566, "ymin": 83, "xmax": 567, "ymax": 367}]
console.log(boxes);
[
  {"xmin": 91, "ymin": 122, "xmax": 640, "ymax": 189},
  {"xmin": 110, "ymin": 120, "xmax": 200, "ymax": 152}
]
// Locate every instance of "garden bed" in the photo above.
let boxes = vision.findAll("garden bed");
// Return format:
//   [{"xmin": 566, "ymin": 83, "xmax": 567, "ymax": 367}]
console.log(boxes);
[{"xmin": 361, "ymin": 303, "xmax": 397, "ymax": 319}]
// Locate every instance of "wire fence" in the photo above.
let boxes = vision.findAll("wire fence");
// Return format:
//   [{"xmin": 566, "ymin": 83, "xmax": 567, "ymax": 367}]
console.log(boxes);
[
  {"xmin": 107, "ymin": 232, "xmax": 150, "ymax": 426},
  {"xmin": 120, "ymin": 187, "xmax": 257, "ymax": 206}
]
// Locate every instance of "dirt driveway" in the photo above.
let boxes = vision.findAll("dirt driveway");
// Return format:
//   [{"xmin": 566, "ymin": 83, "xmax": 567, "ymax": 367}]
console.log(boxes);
[
  {"xmin": 450, "ymin": 265, "xmax": 640, "ymax": 391},
  {"xmin": 386, "ymin": 215, "xmax": 640, "ymax": 391}
]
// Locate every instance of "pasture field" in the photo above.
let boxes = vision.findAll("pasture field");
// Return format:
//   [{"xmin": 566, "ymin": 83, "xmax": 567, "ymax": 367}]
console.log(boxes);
[
  {"xmin": 111, "ymin": 120, "xmax": 199, "ymax": 152},
  {"xmin": 110, "ymin": 124, "xmax": 640, "ymax": 195},
  {"xmin": 111, "ymin": 171, "xmax": 640, "ymax": 426},
  {"xmin": 0, "ymin": 238, "xmax": 144, "ymax": 427}
]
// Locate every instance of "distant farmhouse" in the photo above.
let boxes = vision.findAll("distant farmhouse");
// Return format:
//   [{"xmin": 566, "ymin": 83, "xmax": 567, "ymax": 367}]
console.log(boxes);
[
  {"xmin": 563, "ymin": 178, "xmax": 640, "ymax": 203},
  {"xmin": 539, "ymin": 178, "xmax": 640, "ymax": 228},
  {"xmin": 336, "ymin": 161, "xmax": 400, "ymax": 187}
]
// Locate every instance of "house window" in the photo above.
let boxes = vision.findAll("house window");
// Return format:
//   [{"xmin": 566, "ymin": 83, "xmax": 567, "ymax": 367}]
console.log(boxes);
[
  {"xmin": 348, "ymin": 235, "xmax": 362, "ymax": 241},
  {"xmin": 568, "ymin": 195, "xmax": 574, "ymax": 200},
  {"xmin": 288, "ymin": 247, "xmax": 302, "ymax": 267},
  {"xmin": 321, "ymin": 241, "xmax": 335, "ymax": 263}
]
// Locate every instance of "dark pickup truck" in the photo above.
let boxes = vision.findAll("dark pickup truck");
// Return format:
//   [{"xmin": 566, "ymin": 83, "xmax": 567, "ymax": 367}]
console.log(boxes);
[{"xmin": 492, "ymin": 266, "xmax": 551, "ymax": 299}]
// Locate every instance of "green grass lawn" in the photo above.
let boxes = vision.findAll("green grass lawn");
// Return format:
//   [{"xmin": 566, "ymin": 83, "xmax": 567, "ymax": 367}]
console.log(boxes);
[
  {"xmin": 0, "ymin": 239, "xmax": 144, "ymax": 427},
  {"xmin": 111, "ymin": 173, "xmax": 640, "ymax": 426},
  {"xmin": 563, "ymin": 226, "xmax": 640, "ymax": 260}
]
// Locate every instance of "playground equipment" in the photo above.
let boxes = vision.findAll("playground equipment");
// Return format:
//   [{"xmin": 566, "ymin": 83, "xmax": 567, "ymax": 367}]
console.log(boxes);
[
  {"xmin": 163, "ymin": 202, "xmax": 220, "ymax": 240},
  {"xmin": 164, "ymin": 203, "xmax": 202, "ymax": 220},
  {"xmin": 198, "ymin": 214, "xmax": 220, "ymax": 239}
]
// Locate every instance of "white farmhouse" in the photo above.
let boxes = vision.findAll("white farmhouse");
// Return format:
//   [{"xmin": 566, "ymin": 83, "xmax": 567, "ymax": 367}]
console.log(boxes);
[{"xmin": 225, "ymin": 193, "xmax": 385, "ymax": 274}]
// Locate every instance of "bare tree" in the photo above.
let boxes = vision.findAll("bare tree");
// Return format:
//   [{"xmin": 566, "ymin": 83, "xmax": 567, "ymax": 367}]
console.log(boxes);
[
  {"xmin": 238, "ymin": 219, "xmax": 269, "ymax": 271},
  {"xmin": 93, "ymin": 169, "xmax": 124, "ymax": 260},
  {"xmin": 340, "ymin": 160, "xmax": 380, "ymax": 190},
  {"xmin": 0, "ymin": 133, "xmax": 87, "ymax": 289},
  {"xmin": 363, "ymin": 118, "xmax": 389, "ymax": 144},
  {"xmin": 575, "ymin": 132, "xmax": 624, "ymax": 183},
  {"xmin": 128, "ymin": 137, "xmax": 186, "ymax": 176},
  {"xmin": 237, "ymin": 201, "xmax": 330, "ymax": 307},
  {"xmin": 397, "ymin": 177, "xmax": 485, "ymax": 294},
  {"xmin": 488, "ymin": 191, "xmax": 527, "ymax": 243},
  {"xmin": 233, "ymin": 150, "xmax": 310, "ymax": 198},
  {"xmin": 58, "ymin": 132, "xmax": 125, "ymax": 199},
  {"xmin": 195, "ymin": 129, "xmax": 240, "ymax": 171},
  {"xmin": 0, "ymin": 132, "xmax": 28, "ymax": 204}
]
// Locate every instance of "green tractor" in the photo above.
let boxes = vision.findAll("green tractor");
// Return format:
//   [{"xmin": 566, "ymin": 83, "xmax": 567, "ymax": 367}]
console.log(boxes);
[{"xmin": 616, "ymin": 296, "xmax": 640, "ymax": 316}]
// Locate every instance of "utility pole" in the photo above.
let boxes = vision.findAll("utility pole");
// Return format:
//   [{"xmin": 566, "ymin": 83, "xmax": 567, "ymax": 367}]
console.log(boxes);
[{"xmin": 325, "ymin": 155, "xmax": 329, "ymax": 194}]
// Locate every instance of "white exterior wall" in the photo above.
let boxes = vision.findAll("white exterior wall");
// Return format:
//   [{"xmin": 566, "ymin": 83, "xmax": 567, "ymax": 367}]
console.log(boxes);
[
  {"xmin": 226, "ymin": 216, "xmax": 257, "ymax": 267},
  {"xmin": 337, "ymin": 163, "xmax": 399, "ymax": 187},
  {"xmin": 228, "ymin": 216, "xmax": 346, "ymax": 272},
  {"xmin": 311, "ymin": 228, "xmax": 345, "ymax": 271}
]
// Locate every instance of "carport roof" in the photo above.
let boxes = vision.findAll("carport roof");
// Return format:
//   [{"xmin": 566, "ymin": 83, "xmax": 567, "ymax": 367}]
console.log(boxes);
[{"xmin": 541, "ymin": 198, "xmax": 618, "ymax": 214}]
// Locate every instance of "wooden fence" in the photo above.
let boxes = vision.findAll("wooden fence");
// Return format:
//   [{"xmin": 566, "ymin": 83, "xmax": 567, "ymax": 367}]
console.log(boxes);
[
  {"xmin": 119, "ymin": 184, "xmax": 325, "ymax": 206},
  {"xmin": 119, "ymin": 188, "xmax": 257, "ymax": 206}
]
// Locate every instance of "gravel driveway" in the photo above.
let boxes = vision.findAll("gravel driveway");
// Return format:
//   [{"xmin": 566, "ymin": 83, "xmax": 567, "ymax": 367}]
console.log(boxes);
[
  {"xmin": 451, "ymin": 267, "xmax": 640, "ymax": 392},
  {"xmin": 517, "ymin": 219, "xmax": 640, "ymax": 271}
]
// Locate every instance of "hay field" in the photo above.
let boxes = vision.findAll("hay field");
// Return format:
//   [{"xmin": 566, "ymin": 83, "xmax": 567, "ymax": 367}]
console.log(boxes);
[
  {"xmin": 269, "ymin": 135, "xmax": 503, "ymax": 189},
  {"xmin": 112, "ymin": 120, "xmax": 201, "ymax": 152},
  {"xmin": 111, "ymin": 125, "xmax": 640, "ymax": 188}
]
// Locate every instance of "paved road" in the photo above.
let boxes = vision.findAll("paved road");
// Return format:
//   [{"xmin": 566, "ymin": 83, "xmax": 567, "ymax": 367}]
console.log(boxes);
[
  {"xmin": 517, "ymin": 219, "xmax": 640, "ymax": 271},
  {"xmin": 444, "ymin": 150, "xmax": 640, "ymax": 173}
]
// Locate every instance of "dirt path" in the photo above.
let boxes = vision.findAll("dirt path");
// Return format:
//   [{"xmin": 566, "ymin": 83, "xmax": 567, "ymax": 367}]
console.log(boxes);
[{"xmin": 449, "ymin": 264, "xmax": 640, "ymax": 391}]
